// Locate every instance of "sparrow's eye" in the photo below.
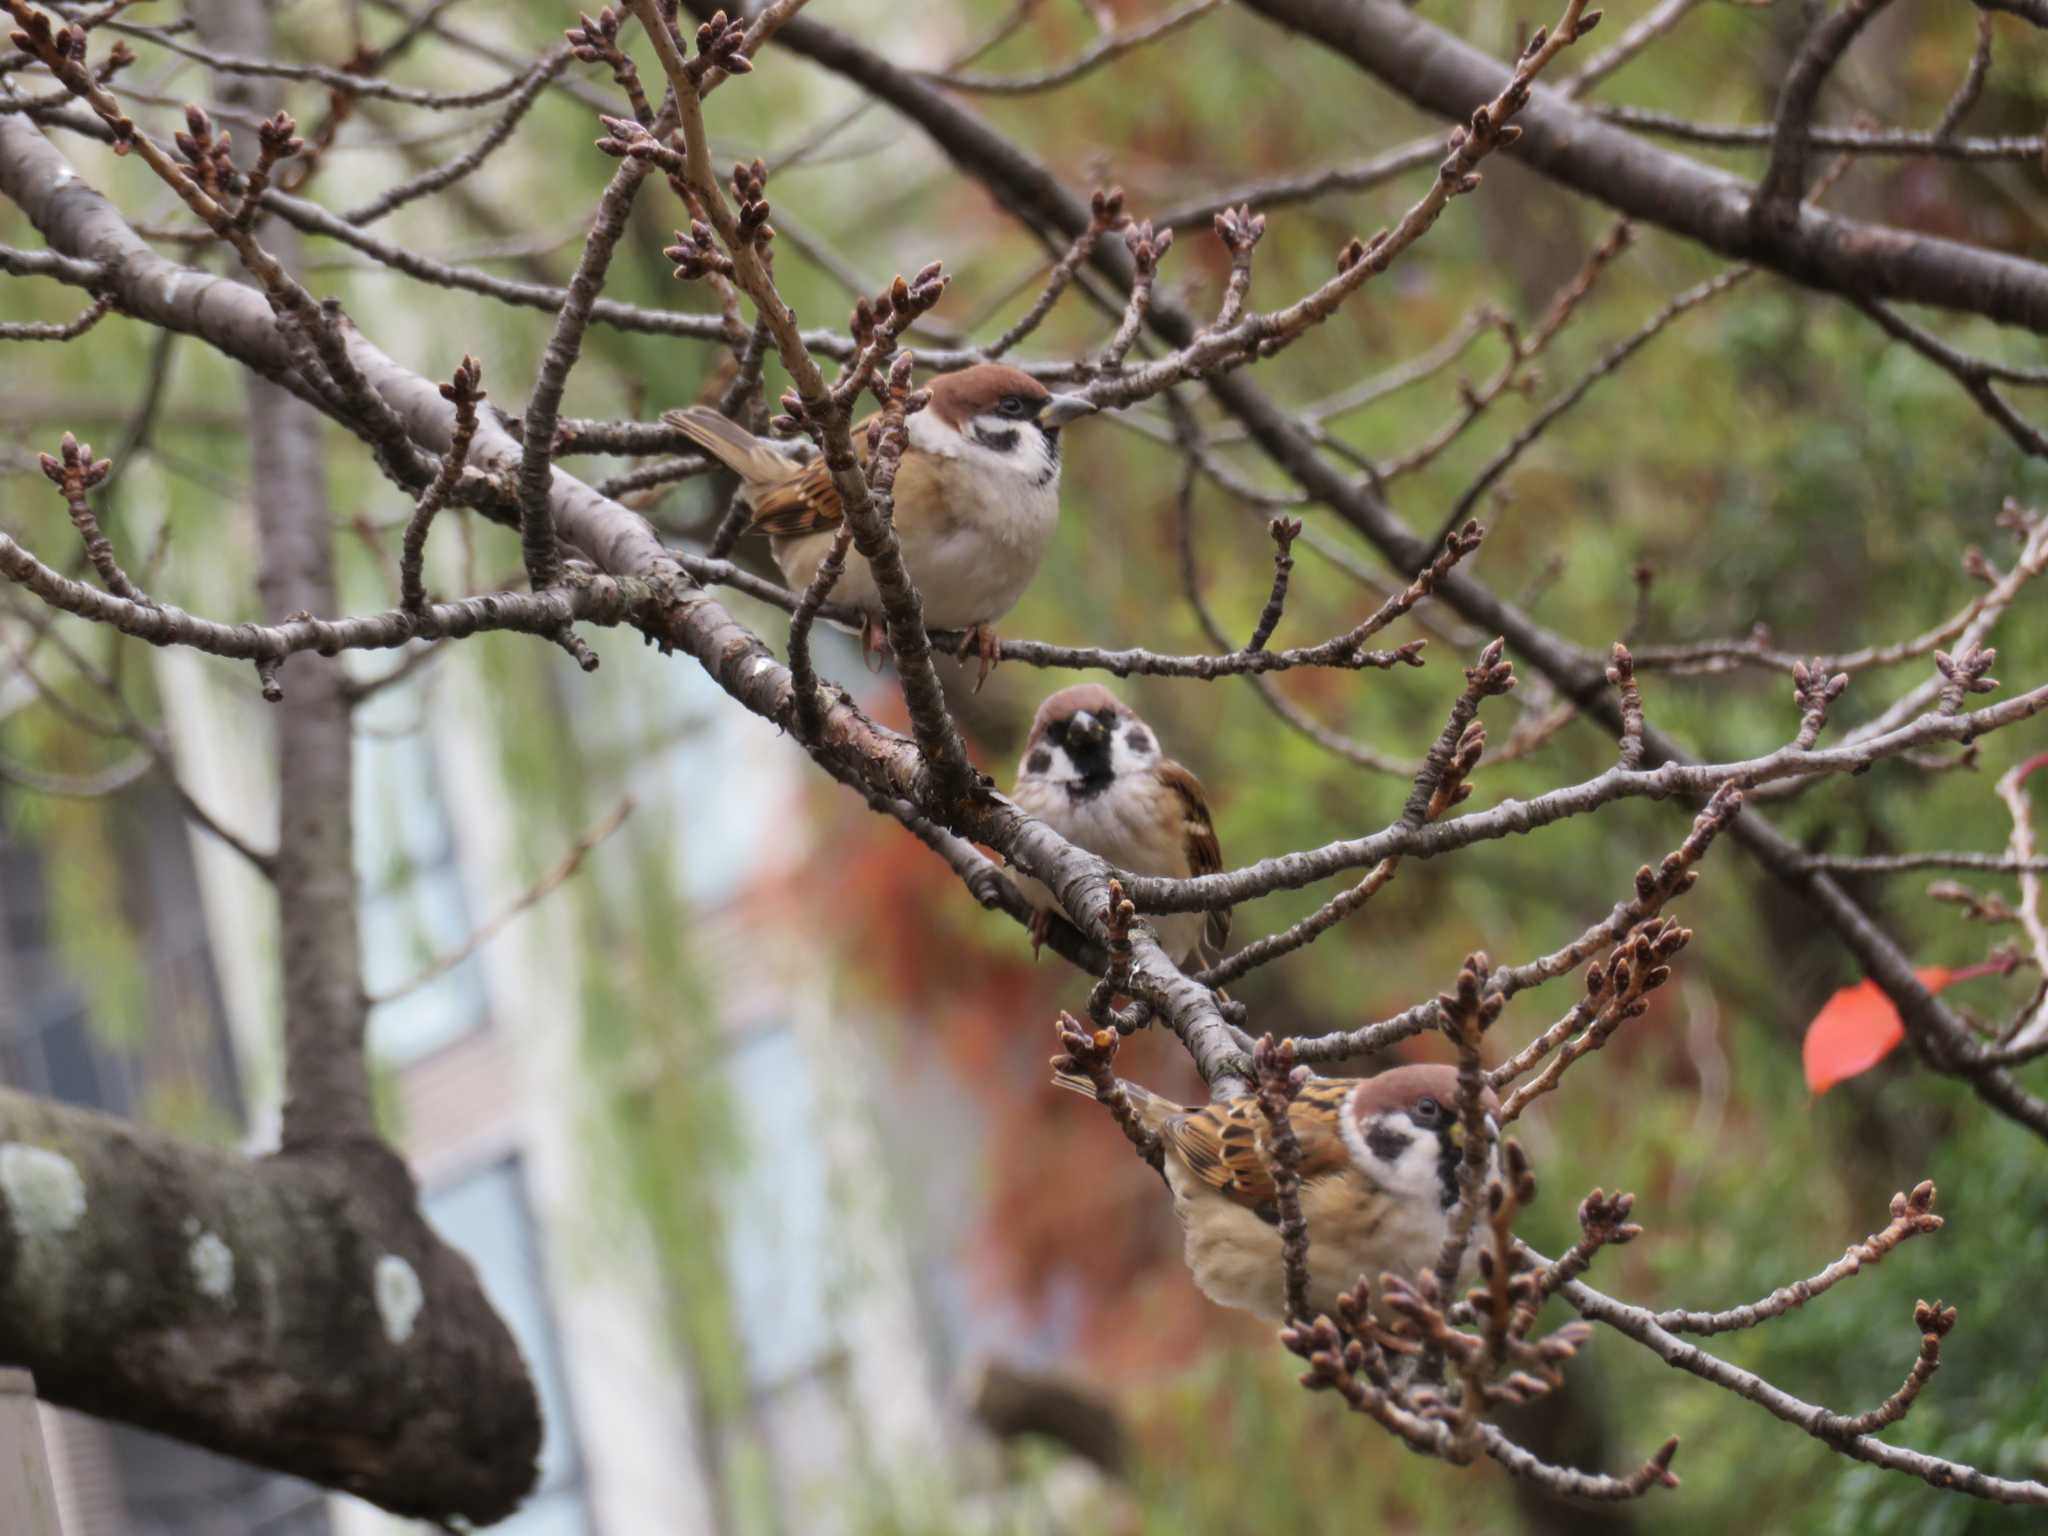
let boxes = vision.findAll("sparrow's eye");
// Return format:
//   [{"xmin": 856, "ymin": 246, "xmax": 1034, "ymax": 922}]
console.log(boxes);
[
  {"xmin": 997, "ymin": 394, "xmax": 1029, "ymax": 418},
  {"xmin": 1412, "ymin": 1096, "xmax": 1443, "ymax": 1126}
]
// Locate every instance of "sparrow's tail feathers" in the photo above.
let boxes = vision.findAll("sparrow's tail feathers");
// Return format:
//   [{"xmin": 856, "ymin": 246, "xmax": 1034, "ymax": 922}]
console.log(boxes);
[
  {"xmin": 662, "ymin": 406, "xmax": 789, "ymax": 485},
  {"xmin": 1051, "ymin": 1068, "xmax": 1178, "ymax": 1131}
]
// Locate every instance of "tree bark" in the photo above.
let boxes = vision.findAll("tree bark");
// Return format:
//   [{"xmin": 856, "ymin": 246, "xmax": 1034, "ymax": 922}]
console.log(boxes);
[
  {"xmin": 187, "ymin": 0, "xmax": 378, "ymax": 1151},
  {"xmin": 0, "ymin": 1090, "xmax": 539, "ymax": 1520}
]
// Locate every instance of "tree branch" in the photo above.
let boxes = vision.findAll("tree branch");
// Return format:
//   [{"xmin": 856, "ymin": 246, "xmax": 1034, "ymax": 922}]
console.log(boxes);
[
  {"xmin": 1235, "ymin": 0, "xmax": 2048, "ymax": 334},
  {"xmin": 0, "ymin": 1089, "xmax": 540, "ymax": 1521}
]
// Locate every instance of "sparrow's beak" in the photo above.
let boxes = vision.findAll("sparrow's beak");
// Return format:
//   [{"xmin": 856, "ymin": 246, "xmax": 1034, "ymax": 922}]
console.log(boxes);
[
  {"xmin": 1041, "ymin": 393, "xmax": 1098, "ymax": 429},
  {"xmin": 1067, "ymin": 710, "xmax": 1109, "ymax": 751}
]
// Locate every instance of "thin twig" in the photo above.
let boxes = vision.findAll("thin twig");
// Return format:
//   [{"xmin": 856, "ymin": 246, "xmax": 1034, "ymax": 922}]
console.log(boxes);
[
  {"xmin": 400, "ymin": 355, "xmax": 484, "ymax": 613},
  {"xmin": 367, "ymin": 797, "xmax": 635, "ymax": 1006},
  {"xmin": 1253, "ymin": 1034, "xmax": 1313, "ymax": 1324},
  {"xmin": 1650, "ymin": 1182, "xmax": 1943, "ymax": 1336},
  {"xmin": 922, "ymin": 0, "xmax": 1222, "ymax": 94}
]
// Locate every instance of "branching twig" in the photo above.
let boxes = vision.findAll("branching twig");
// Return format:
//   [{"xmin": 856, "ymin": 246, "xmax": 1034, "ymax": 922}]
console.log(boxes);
[
  {"xmin": 1992, "ymin": 754, "xmax": 2048, "ymax": 1048},
  {"xmin": 1, "ymin": 291, "xmax": 111, "ymax": 339},
  {"xmin": 1253, "ymin": 1034, "xmax": 1313, "ymax": 1324},
  {"xmin": 400, "ymin": 355, "xmax": 484, "ymax": 613},
  {"xmin": 1073, "ymin": 0, "xmax": 1602, "ymax": 413},
  {"xmin": 1497, "ymin": 919, "xmax": 1689, "ymax": 1123},
  {"xmin": 986, "ymin": 185, "xmax": 1126, "ymax": 356},
  {"xmin": 37, "ymin": 430, "xmax": 141, "ymax": 600},
  {"xmin": 628, "ymin": 0, "xmax": 979, "ymax": 790},
  {"xmin": 1651, "ymin": 1182, "xmax": 1943, "ymax": 1336},
  {"xmin": 1754, "ymin": 0, "xmax": 1895, "ymax": 222},
  {"xmin": 1244, "ymin": 515, "xmax": 1299, "ymax": 654},
  {"xmin": 1200, "ymin": 711, "xmax": 1480, "ymax": 989},
  {"xmin": 1051, "ymin": 1010, "xmax": 1163, "ymax": 1168},
  {"xmin": 1430, "ymin": 266, "xmax": 1752, "ymax": 549},
  {"xmin": 922, "ymin": 0, "xmax": 1223, "ymax": 94},
  {"xmin": 1426, "ymin": 955, "xmax": 1501, "ymax": 1308},
  {"xmin": 0, "ymin": 528, "xmax": 644, "ymax": 680}
]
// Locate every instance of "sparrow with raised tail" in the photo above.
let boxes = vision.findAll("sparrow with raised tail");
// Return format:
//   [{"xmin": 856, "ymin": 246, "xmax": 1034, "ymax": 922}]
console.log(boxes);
[
  {"xmin": 1054, "ymin": 1064, "xmax": 1497, "ymax": 1322},
  {"xmin": 665, "ymin": 364, "xmax": 1094, "ymax": 676},
  {"xmin": 1009, "ymin": 684, "xmax": 1228, "ymax": 968}
]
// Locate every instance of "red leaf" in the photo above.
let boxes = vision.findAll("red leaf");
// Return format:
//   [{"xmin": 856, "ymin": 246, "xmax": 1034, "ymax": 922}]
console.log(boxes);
[{"xmin": 1802, "ymin": 967, "xmax": 1952, "ymax": 1096}]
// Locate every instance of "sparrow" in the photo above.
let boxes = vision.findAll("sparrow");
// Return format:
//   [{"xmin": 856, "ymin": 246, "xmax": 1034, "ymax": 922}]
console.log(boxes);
[
  {"xmin": 664, "ymin": 363, "xmax": 1095, "ymax": 677},
  {"xmin": 1008, "ymin": 684, "xmax": 1228, "ymax": 969},
  {"xmin": 1054, "ymin": 1063, "xmax": 1497, "ymax": 1323}
]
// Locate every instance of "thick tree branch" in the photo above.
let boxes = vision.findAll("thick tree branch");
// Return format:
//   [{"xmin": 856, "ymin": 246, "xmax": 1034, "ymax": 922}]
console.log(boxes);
[
  {"xmin": 189, "ymin": 0, "xmax": 377, "ymax": 1149},
  {"xmin": 1234, "ymin": 0, "xmax": 2048, "ymax": 335},
  {"xmin": 1754, "ymin": 0, "xmax": 1895, "ymax": 223},
  {"xmin": 0, "ymin": 1089, "xmax": 541, "ymax": 1522}
]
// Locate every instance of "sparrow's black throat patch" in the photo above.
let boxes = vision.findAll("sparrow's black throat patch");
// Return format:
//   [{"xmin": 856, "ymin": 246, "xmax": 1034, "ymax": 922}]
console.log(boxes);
[
  {"xmin": 1062, "ymin": 771, "xmax": 1114, "ymax": 802},
  {"xmin": 1046, "ymin": 718, "xmax": 1114, "ymax": 800}
]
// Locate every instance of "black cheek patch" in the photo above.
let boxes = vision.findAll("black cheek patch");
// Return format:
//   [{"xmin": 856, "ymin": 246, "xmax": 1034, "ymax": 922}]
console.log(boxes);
[
  {"xmin": 1124, "ymin": 727, "xmax": 1152, "ymax": 755},
  {"xmin": 1025, "ymin": 748, "xmax": 1052, "ymax": 775},
  {"xmin": 1366, "ymin": 1122, "xmax": 1412, "ymax": 1165},
  {"xmin": 974, "ymin": 425, "xmax": 1021, "ymax": 454}
]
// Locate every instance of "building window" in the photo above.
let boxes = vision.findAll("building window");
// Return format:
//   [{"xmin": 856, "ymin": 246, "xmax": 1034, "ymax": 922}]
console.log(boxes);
[
  {"xmin": 424, "ymin": 1158, "xmax": 591, "ymax": 1536},
  {"xmin": 354, "ymin": 684, "xmax": 487, "ymax": 1067},
  {"xmin": 715, "ymin": 1026, "xmax": 861, "ymax": 1533}
]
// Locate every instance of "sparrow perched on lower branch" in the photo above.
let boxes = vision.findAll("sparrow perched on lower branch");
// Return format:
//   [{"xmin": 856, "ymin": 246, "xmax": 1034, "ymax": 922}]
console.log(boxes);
[
  {"xmin": 665, "ymin": 364, "xmax": 1095, "ymax": 677},
  {"xmin": 1054, "ymin": 1064, "xmax": 1497, "ymax": 1323},
  {"xmin": 1008, "ymin": 684, "xmax": 1229, "ymax": 968}
]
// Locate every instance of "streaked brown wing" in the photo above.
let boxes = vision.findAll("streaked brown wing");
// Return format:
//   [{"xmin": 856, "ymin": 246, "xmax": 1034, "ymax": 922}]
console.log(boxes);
[
  {"xmin": 1165, "ymin": 1078, "xmax": 1352, "ymax": 1208},
  {"xmin": 1158, "ymin": 759, "xmax": 1231, "ymax": 955},
  {"xmin": 745, "ymin": 410, "xmax": 883, "ymax": 539}
]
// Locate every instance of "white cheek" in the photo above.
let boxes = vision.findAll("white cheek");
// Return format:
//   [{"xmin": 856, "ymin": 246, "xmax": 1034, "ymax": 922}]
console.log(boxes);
[
  {"xmin": 1393, "ymin": 1136, "xmax": 1445, "ymax": 1202},
  {"xmin": 1035, "ymin": 745, "xmax": 1077, "ymax": 783},
  {"xmin": 1342, "ymin": 1113, "xmax": 1445, "ymax": 1206},
  {"xmin": 906, "ymin": 410, "xmax": 960, "ymax": 458},
  {"xmin": 1108, "ymin": 730, "xmax": 1159, "ymax": 777}
]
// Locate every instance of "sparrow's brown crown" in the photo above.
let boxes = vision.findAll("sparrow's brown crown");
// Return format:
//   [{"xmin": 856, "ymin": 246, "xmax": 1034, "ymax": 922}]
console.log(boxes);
[
  {"xmin": 1346, "ymin": 1063, "xmax": 1498, "ymax": 1130},
  {"xmin": 925, "ymin": 363, "xmax": 1053, "ymax": 431}
]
